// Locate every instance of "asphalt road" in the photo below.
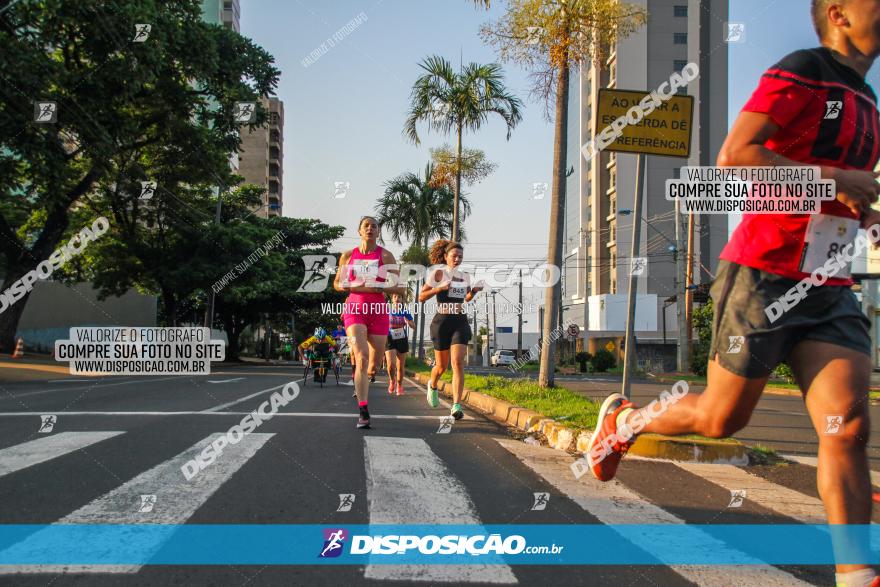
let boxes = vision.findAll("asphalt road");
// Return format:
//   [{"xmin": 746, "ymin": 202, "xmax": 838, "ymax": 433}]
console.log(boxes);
[{"xmin": 0, "ymin": 363, "xmax": 870, "ymax": 585}]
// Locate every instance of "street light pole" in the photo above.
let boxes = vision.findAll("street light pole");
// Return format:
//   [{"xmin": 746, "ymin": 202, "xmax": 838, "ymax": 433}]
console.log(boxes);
[{"xmin": 204, "ymin": 189, "xmax": 222, "ymax": 332}]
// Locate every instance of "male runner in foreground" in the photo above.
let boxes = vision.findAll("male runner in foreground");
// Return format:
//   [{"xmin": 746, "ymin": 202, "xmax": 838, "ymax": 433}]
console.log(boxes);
[{"xmin": 587, "ymin": 1, "xmax": 880, "ymax": 584}]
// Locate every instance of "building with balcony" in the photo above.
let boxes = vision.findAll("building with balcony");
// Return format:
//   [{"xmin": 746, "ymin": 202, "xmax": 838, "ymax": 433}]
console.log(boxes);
[{"xmin": 238, "ymin": 96, "xmax": 284, "ymax": 218}]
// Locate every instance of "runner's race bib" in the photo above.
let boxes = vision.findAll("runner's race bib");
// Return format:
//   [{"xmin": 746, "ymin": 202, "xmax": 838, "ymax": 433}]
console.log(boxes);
[
  {"xmin": 799, "ymin": 214, "xmax": 859, "ymax": 279},
  {"xmin": 390, "ymin": 328, "xmax": 406, "ymax": 340},
  {"xmin": 448, "ymin": 282, "xmax": 467, "ymax": 299},
  {"xmin": 351, "ymin": 259, "xmax": 379, "ymax": 285}
]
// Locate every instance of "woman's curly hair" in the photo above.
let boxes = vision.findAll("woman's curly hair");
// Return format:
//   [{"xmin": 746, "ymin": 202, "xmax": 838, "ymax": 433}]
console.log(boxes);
[{"xmin": 428, "ymin": 239, "xmax": 463, "ymax": 265}]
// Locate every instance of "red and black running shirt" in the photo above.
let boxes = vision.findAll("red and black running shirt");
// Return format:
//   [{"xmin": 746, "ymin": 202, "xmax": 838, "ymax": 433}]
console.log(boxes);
[{"xmin": 719, "ymin": 47, "xmax": 880, "ymax": 285}]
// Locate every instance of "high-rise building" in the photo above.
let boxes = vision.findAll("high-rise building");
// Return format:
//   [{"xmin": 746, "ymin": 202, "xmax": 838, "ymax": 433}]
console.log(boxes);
[
  {"xmin": 202, "ymin": 0, "xmax": 240, "ymax": 32},
  {"xmin": 238, "ymin": 96, "xmax": 284, "ymax": 218},
  {"xmin": 560, "ymin": 0, "xmax": 728, "ymax": 367}
]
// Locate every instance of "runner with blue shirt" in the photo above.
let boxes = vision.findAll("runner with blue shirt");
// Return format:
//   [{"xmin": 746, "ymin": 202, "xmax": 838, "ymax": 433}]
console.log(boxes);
[{"xmin": 385, "ymin": 292, "xmax": 415, "ymax": 395}]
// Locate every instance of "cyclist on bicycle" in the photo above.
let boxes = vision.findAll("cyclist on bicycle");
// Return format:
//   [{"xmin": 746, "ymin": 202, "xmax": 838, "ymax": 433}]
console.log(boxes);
[{"xmin": 299, "ymin": 327, "xmax": 337, "ymax": 383}]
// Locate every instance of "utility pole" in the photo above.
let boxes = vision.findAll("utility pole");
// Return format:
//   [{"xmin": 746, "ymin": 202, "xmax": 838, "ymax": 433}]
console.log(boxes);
[
  {"xmin": 485, "ymin": 295, "xmax": 491, "ymax": 356},
  {"xmin": 472, "ymin": 293, "xmax": 479, "ymax": 364},
  {"xmin": 675, "ymin": 200, "xmax": 687, "ymax": 372},
  {"xmin": 685, "ymin": 213, "xmax": 695, "ymax": 361},
  {"xmin": 517, "ymin": 269, "xmax": 523, "ymax": 360},
  {"xmin": 490, "ymin": 291, "xmax": 498, "ymax": 354},
  {"xmin": 204, "ymin": 189, "xmax": 222, "ymax": 332}
]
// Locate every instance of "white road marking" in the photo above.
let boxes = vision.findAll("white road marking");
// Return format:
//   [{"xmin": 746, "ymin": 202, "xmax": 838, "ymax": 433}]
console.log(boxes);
[
  {"xmin": 0, "ymin": 411, "xmax": 470, "ymax": 420},
  {"xmin": 672, "ymin": 461, "xmax": 827, "ymax": 525},
  {"xmin": 206, "ymin": 377, "xmax": 245, "ymax": 384},
  {"xmin": 200, "ymin": 379, "xmax": 303, "ymax": 413},
  {"xmin": 497, "ymin": 439, "xmax": 811, "ymax": 587},
  {"xmin": 0, "ymin": 432, "xmax": 273, "ymax": 574},
  {"xmin": 363, "ymin": 436, "xmax": 517, "ymax": 584},
  {"xmin": 0, "ymin": 432, "xmax": 125, "ymax": 478}
]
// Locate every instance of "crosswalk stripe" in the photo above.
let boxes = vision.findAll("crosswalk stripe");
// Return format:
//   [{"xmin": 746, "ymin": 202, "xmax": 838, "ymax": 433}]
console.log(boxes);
[
  {"xmin": 496, "ymin": 439, "xmax": 811, "ymax": 586},
  {"xmin": 363, "ymin": 436, "xmax": 517, "ymax": 584},
  {"xmin": 0, "ymin": 432, "xmax": 125, "ymax": 479},
  {"xmin": 670, "ymin": 460, "xmax": 827, "ymax": 524},
  {"xmin": 0, "ymin": 432, "xmax": 273, "ymax": 574}
]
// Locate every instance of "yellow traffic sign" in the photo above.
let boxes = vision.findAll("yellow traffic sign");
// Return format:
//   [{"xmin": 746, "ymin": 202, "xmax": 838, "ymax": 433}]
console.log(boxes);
[
  {"xmin": 605, "ymin": 341, "xmax": 615, "ymax": 352},
  {"xmin": 594, "ymin": 89, "xmax": 694, "ymax": 158}
]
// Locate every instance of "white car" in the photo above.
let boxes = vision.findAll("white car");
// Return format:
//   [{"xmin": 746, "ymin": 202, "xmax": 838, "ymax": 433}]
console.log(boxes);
[{"xmin": 491, "ymin": 350, "xmax": 516, "ymax": 367}]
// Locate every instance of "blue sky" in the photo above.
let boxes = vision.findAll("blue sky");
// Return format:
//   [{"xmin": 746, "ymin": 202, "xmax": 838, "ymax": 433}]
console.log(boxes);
[{"xmin": 241, "ymin": 0, "xmax": 880, "ymax": 332}]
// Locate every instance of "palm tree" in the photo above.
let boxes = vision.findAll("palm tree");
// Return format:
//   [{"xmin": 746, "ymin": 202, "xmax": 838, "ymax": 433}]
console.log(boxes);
[
  {"xmin": 376, "ymin": 163, "xmax": 471, "ymax": 357},
  {"xmin": 482, "ymin": 0, "xmax": 647, "ymax": 387},
  {"xmin": 403, "ymin": 56, "xmax": 521, "ymax": 242}
]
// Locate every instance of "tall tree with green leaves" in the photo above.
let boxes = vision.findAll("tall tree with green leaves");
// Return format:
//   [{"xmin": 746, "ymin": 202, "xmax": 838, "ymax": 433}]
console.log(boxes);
[
  {"xmin": 403, "ymin": 56, "xmax": 522, "ymax": 242},
  {"xmin": 482, "ymin": 0, "xmax": 646, "ymax": 387},
  {"xmin": 0, "ymin": 0, "xmax": 279, "ymax": 351},
  {"xmin": 376, "ymin": 163, "xmax": 468, "ymax": 357}
]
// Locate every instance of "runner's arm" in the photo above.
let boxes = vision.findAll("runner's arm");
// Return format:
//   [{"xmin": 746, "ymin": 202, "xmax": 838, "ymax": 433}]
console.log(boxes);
[
  {"xmin": 419, "ymin": 270, "xmax": 449, "ymax": 302},
  {"xmin": 718, "ymin": 111, "xmax": 880, "ymax": 215},
  {"xmin": 380, "ymin": 249, "xmax": 407, "ymax": 296}
]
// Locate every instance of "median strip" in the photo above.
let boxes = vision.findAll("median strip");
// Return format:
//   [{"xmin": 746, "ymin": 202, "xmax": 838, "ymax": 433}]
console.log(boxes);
[{"xmin": 406, "ymin": 360, "xmax": 748, "ymax": 466}]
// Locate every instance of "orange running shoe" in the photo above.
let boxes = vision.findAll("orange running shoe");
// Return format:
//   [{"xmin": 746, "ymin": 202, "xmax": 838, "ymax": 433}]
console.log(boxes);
[{"xmin": 584, "ymin": 393, "xmax": 638, "ymax": 481}]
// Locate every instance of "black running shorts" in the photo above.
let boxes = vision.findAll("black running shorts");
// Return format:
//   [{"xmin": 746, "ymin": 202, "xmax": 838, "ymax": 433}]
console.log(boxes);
[
  {"xmin": 709, "ymin": 260, "xmax": 871, "ymax": 378},
  {"xmin": 386, "ymin": 336, "xmax": 409, "ymax": 353},
  {"xmin": 430, "ymin": 314, "xmax": 472, "ymax": 351}
]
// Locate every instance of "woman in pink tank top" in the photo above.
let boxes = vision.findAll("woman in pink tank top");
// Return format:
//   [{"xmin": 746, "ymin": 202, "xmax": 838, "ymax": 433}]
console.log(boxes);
[{"xmin": 333, "ymin": 216, "xmax": 405, "ymax": 429}]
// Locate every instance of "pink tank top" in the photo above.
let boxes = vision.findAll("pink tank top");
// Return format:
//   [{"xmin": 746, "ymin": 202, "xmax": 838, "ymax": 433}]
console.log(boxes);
[{"xmin": 345, "ymin": 245, "xmax": 386, "ymax": 306}]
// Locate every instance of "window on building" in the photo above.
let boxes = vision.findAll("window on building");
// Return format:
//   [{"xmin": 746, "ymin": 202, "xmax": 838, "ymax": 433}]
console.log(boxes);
[
  {"xmin": 674, "ymin": 33, "xmax": 687, "ymax": 45},
  {"xmin": 676, "ymin": 86, "xmax": 687, "ymax": 95},
  {"xmin": 674, "ymin": 5, "xmax": 687, "ymax": 17},
  {"xmin": 674, "ymin": 60, "xmax": 688, "ymax": 71},
  {"xmin": 673, "ymin": 168, "xmax": 681, "ymax": 179}
]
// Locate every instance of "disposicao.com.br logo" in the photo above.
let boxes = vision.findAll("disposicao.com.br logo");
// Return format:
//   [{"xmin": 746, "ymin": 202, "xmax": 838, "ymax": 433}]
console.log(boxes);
[{"xmin": 318, "ymin": 528, "xmax": 562, "ymax": 558}]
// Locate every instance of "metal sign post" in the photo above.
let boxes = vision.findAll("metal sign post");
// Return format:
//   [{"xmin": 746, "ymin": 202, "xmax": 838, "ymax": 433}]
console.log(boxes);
[
  {"xmin": 621, "ymin": 154, "xmax": 646, "ymax": 399},
  {"xmin": 592, "ymin": 89, "xmax": 694, "ymax": 400}
]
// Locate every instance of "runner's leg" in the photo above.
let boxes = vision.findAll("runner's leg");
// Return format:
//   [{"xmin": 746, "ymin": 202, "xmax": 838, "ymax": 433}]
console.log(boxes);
[
  {"xmin": 449, "ymin": 343, "xmax": 467, "ymax": 406},
  {"xmin": 789, "ymin": 340, "xmax": 873, "ymax": 575},
  {"xmin": 431, "ymin": 349, "xmax": 449, "ymax": 389},
  {"xmin": 385, "ymin": 349, "xmax": 397, "ymax": 393},
  {"xmin": 368, "ymin": 334, "xmax": 387, "ymax": 385},
  {"xmin": 629, "ymin": 356, "xmax": 767, "ymax": 437},
  {"xmin": 347, "ymin": 324, "xmax": 370, "ymax": 403}
]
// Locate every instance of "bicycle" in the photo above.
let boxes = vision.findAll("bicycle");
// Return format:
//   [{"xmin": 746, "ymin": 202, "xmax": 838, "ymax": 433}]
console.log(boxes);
[{"xmin": 302, "ymin": 349, "xmax": 337, "ymax": 388}]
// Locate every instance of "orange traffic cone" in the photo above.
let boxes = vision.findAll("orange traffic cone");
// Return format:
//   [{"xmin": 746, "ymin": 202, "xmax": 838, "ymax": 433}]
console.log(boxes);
[{"xmin": 11, "ymin": 337, "xmax": 24, "ymax": 359}]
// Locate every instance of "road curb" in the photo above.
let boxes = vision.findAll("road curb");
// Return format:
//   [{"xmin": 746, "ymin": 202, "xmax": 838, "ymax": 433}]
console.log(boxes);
[{"xmin": 408, "ymin": 370, "xmax": 750, "ymax": 465}]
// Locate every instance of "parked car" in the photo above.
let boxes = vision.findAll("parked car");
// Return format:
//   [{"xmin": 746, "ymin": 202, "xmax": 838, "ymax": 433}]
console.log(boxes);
[{"xmin": 491, "ymin": 349, "xmax": 516, "ymax": 367}]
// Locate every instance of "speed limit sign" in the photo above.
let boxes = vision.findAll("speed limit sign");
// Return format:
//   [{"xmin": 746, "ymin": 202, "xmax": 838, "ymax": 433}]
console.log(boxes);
[{"xmin": 566, "ymin": 324, "xmax": 580, "ymax": 339}]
